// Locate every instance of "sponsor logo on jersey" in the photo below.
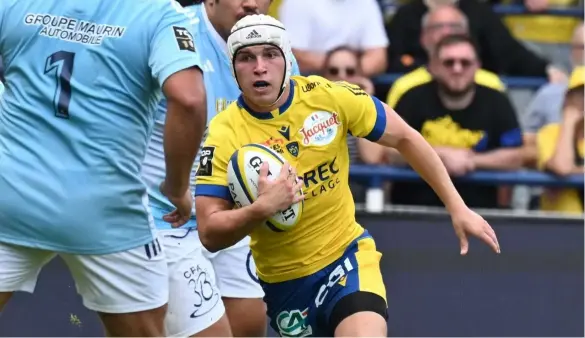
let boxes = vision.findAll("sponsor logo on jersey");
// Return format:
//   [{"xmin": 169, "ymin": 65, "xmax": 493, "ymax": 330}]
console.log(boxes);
[
  {"xmin": 286, "ymin": 141, "xmax": 299, "ymax": 157},
  {"xmin": 300, "ymin": 157, "xmax": 340, "ymax": 199},
  {"xmin": 278, "ymin": 125, "xmax": 291, "ymax": 140},
  {"xmin": 276, "ymin": 308, "xmax": 312, "ymax": 337},
  {"xmin": 299, "ymin": 111, "xmax": 341, "ymax": 146},
  {"xmin": 262, "ymin": 137, "xmax": 286, "ymax": 154},
  {"xmin": 173, "ymin": 26, "xmax": 195, "ymax": 52},
  {"xmin": 315, "ymin": 257, "xmax": 354, "ymax": 308},
  {"xmin": 196, "ymin": 146, "xmax": 215, "ymax": 176}
]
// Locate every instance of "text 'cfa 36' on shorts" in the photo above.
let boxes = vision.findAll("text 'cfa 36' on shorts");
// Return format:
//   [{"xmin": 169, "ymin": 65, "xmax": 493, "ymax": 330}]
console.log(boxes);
[
  {"xmin": 0, "ymin": 236, "xmax": 168, "ymax": 314},
  {"xmin": 160, "ymin": 228, "xmax": 226, "ymax": 337},
  {"xmin": 203, "ymin": 235, "xmax": 264, "ymax": 299},
  {"xmin": 260, "ymin": 230, "xmax": 388, "ymax": 337}
]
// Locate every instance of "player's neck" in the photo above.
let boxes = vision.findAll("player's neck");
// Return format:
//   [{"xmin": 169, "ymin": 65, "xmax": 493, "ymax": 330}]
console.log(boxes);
[
  {"xmin": 243, "ymin": 85, "xmax": 291, "ymax": 113},
  {"xmin": 205, "ymin": 5, "xmax": 229, "ymax": 42}
]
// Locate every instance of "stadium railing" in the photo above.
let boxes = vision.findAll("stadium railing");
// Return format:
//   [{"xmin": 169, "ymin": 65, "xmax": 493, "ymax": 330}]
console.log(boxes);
[
  {"xmin": 373, "ymin": 73, "xmax": 548, "ymax": 89},
  {"xmin": 491, "ymin": 4, "xmax": 584, "ymax": 17},
  {"xmin": 349, "ymin": 165, "xmax": 584, "ymax": 212}
]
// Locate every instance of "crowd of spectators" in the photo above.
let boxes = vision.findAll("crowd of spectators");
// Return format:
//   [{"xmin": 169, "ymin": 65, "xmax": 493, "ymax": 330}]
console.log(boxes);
[
  {"xmin": 0, "ymin": 0, "xmax": 582, "ymax": 215},
  {"xmin": 270, "ymin": 0, "xmax": 584, "ymax": 214}
]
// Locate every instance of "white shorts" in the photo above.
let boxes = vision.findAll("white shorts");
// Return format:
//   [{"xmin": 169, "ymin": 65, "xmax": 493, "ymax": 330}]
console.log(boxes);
[
  {"xmin": 160, "ymin": 229, "xmax": 225, "ymax": 337},
  {"xmin": 204, "ymin": 236, "xmax": 264, "ymax": 299},
  {"xmin": 0, "ymin": 237, "xmax": 168, "ymax": 314}
]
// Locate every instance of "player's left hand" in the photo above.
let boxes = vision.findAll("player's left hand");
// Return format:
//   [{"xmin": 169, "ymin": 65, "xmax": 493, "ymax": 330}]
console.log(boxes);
[
  {"xmin": 451, "ymin": 207, "xmax": 500, "ymax": 255},
  {"xmin": 160, "ymin": 181, "xmax": 193, "ymax": 228}
]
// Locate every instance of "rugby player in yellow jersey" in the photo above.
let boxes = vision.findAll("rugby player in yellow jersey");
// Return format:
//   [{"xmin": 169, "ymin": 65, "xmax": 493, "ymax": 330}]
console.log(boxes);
[{"xmin": 188, "ymin": 14, "xmax": 501, "ymax": 337}]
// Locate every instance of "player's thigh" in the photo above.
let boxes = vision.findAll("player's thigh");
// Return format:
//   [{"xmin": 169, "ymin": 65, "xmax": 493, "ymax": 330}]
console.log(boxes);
[
  {"xmin": 161, "ymin": 228, "xmax": 228, "ymax": 337},
  {"xmin": 206, "ymin": 237, "xmax": 266, "ymax": 336},
  {"xmin": 0, "ymin": 242, "xmax": 55, "ymax": 310},
  {"xmin": 61, "ymin": 237, "xmax": 169, "ymax": 336},
  {"xmin": 205, "ymin": 236, "xmax": 264, "ymax": 299},
  {"xmin": 326, "ymin": 236, "xmax": 388, "ymax": 337}
]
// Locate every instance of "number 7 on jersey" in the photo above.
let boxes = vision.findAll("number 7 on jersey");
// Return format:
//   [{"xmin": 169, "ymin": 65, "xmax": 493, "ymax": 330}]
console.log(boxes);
[{"xmin": 45, "ymin": 51, "xmax": 76, "ymax": 119}]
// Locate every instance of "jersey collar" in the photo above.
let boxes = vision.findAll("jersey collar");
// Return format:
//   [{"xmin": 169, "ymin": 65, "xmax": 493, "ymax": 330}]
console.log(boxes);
[{"xmin": 237, "ymin": 80, "xmax": 295, "ymax": 120}]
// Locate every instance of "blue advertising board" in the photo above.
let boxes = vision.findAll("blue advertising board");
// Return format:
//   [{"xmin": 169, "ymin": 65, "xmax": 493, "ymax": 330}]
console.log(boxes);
[{"xmin": 0, "ymin": 213, "xmax": 582, "ymax": 337}]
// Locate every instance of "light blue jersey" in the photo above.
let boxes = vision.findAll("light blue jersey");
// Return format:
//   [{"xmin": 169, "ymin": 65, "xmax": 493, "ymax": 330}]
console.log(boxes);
[
  {"xmin": 0, "ymin": 0, "xmax": 201, "ymax": 254},
  {"xmin": 142, "ymin": 4, "xmax": 300, "ymax": 230}
]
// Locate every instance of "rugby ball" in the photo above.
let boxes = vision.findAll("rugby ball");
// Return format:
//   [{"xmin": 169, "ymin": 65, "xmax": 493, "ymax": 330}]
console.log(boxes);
[{"xmin": 227, "ymin": 143, "xmax": 303, "ymax": 232}]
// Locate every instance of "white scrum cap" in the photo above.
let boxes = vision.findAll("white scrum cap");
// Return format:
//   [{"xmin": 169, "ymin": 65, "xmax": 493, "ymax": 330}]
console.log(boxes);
[{"xmin": 227, "ymin": 14, "xmax": 293, "ymax": 99}]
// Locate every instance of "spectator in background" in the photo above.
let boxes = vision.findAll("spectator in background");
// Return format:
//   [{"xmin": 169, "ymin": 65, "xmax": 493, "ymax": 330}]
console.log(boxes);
[
  {"xmin": 322, "ymin": 46, "xmax": 387, "ymax": 164},
  {"xmin": 386, "ymin": 0, "xmax": 567, "ymax": 82},
  {"xmin": 388, "ymin": 35, "xmax": 523, "ymax": 208},
  {"xmin": 384, "ymin": 5, "xmax": 505, "ymax": 108},
  {"xmin": 321, "ymin": 47, "xmax": 387, "ymax": 201},
  {"xmin": 279, "ymin": 0, "xmax": 389, "ymax": 77},
  {"xmin": 537, "ymin": 66, "xmax": 584, "ymax": 214},
  {"xmin": 523, "ymin": 23, "xmax": 584, "ymax": 167},
  {"xmin": 501, "ymin": 0, "xmax": 582, "ymax": 72}
]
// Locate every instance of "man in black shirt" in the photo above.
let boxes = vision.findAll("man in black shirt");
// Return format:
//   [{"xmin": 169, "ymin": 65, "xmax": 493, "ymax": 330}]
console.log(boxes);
[
  {"xmin": 390, "ymin": 34, "xmax": 524, "ymax": 208},
  {"xmin": 386, "ymin": 0, "xmax": 566, "ymax": 82}
]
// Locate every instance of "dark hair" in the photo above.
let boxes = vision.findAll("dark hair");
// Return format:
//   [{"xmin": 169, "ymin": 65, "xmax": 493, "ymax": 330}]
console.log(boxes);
[
  {"xmin": 433, "ymin": 34, "xmax": 479, "ymax": 59},
  {"xmin": 178, "ymin": 0, "xmax": 200, "ymax": 5},
  {"xmin": 322, "ymin": 46, "xmax": 361, "ymax": 74}
]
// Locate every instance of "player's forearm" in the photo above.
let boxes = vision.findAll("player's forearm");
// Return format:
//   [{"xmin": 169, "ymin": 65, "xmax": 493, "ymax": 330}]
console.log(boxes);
[
  {"xmin": 164, "ymin": 98, "xmax": 207, "ymax": 197},
  {"xmin": 395, "ymin": 128, "xmax": 467, "ymax": 213},
  {"xmin": 198, "ymin": 202, "xmax": 270, "ymax": 253},
  {"xmin": 473, "ymin": 148, "xmax": 524, "ymax": 170}
]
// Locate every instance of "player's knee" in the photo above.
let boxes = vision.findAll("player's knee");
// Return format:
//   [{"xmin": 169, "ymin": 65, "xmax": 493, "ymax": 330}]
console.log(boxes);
[
  {"xmin": 330, "ymin": 292, "xmax": 387, "ymax": 337},
  {"xmin": 223, "ymin": 297, "xmax": 267, "ymax": 337},
  {"xmin": 99, "ymin": 304, "xmax": 168, "ymax": 337}
]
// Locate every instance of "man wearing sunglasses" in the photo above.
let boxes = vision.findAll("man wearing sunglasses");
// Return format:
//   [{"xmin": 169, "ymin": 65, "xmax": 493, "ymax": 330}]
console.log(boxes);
[
  {"xmin": 387, "ymin": 34, "xmax": 524, "ymax": 209},
  {"xmin": 385, "ymin": 5, "xmax": 505, "ymax": 109}
]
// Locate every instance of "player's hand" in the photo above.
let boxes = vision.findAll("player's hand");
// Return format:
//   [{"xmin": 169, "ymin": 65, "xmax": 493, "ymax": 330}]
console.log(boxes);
[
  {"xmin": 160, "ymin": 181, "xmax": 193, "ymax": 228},
  {"xmin": 255, "ymin": 162, "xmax": 304, "ymax": 217},
  {"xmin": 451, "ymin": 207, "xmax": 500, "ymax": 255}
]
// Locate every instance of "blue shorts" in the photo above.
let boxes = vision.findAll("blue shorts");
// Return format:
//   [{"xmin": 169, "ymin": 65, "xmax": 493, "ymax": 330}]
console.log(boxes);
[{"xmin": 260, "ymin": 231, "xmax": 387, "ymax": 337}]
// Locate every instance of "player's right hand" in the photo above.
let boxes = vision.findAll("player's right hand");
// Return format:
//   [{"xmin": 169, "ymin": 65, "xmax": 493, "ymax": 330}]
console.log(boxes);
[
  {"xmin": 255, "ymin": 162, "xmax": 304, "ymax": 217},
  {"xmin": 160, "ymin": 181, "xmax": 193, "ymax": 228}
]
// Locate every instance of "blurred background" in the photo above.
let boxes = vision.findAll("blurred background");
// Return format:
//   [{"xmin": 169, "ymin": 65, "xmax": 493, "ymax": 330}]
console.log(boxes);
[{"xmin": 0, "ymin": 0, "xmax": 583, "ymax": 336}]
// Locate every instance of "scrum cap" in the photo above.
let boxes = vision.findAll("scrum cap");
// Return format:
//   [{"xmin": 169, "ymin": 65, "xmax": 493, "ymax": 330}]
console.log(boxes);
[{"xmin": 227, "ymin": 14, "xmax": 293, "ymax": 101}]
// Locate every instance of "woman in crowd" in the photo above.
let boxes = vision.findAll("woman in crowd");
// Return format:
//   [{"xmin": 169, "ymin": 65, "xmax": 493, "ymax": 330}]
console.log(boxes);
[{"xmin": 537, "ymin": 66, "xmax": 584, "ymax": 214}]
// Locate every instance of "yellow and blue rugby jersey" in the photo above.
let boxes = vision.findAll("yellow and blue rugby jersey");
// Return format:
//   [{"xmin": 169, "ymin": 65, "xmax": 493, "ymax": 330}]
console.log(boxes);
[{"xmin": 195, "ymin": 75, "xmax": 387, "ymax": 283}]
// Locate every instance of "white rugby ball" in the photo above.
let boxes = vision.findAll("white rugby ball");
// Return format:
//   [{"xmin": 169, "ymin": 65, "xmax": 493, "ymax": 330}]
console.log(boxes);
[{"xmin": 227, "ymin": 143, "xmax": 303, "ymax": 232}]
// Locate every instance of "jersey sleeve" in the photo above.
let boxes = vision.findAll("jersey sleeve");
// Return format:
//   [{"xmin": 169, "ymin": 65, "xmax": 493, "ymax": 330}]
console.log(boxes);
[
  {"xmin": 331, "ymin": 81, "xmax": 387, "ymax": 142},
  {"xmin": 194, "ymin": 121, "xmax": 234, "ymax": 201},
  {"xmin": 149, "ymin": 1, "xmax": 201, "ymax": 88}
]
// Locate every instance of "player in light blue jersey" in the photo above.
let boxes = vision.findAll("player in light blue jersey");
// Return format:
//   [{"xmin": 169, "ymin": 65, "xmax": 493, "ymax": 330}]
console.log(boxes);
[
  {"xmin": 141, "ymin": 0, "xmax": 299, "ymax": 336},
  {"xmin": 0, "ymin": 0, "xmax": 207, "ymax": 336}
]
